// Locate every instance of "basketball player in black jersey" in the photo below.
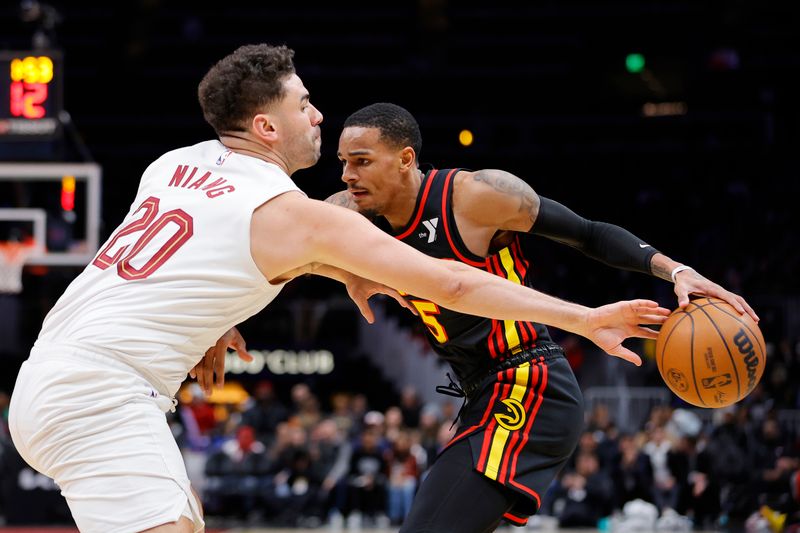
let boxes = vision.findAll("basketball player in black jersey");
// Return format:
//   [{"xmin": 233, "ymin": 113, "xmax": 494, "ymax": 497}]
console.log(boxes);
[{"xmin": 326, "ymin": 103, "xmax": 757, "ymax": 532}]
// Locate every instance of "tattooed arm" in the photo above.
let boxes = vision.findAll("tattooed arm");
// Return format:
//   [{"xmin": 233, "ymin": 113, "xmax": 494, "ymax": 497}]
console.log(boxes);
[
  {"xmin": 454, "ymin": 169, "xmax": 757, "ymax": 319},
  {"xmin": 453, "ymin": 168, "xmax": 542, "ymax": 232},
  {"xmin": 325, "ymin": 190, "xmax": 359, "ymax": 211}
]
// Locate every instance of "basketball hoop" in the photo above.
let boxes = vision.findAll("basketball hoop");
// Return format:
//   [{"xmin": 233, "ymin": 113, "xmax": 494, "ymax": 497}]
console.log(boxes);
[{"xmin": 0, "ymin": 240, "xmax": 39, "ymax": 294}]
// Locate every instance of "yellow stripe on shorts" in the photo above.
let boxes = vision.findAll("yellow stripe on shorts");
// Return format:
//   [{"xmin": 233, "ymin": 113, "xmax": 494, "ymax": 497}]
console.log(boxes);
[{"xmin": 485, "ymin": 362, "xmax": 530, "ymax": 480}]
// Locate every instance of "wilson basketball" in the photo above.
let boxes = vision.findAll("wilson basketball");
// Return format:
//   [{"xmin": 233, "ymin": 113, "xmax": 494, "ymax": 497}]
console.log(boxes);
[{"xmin": 655, "ymin": 297, "xmax": 765, "ymax": 408}]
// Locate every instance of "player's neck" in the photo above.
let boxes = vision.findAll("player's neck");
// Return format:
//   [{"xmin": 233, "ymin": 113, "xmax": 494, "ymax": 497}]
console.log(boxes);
[
  {"xmin": 218, "ymin": 134, "xmax": 291, "ymax": 175},
  {"xmin": 384, "ymin": 168, "xmax": 424, "ymax": 230}
]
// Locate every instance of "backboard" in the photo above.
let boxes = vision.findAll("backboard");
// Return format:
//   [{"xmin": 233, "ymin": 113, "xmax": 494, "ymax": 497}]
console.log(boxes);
[{"xmin": 0, "ymin": 163, "xmax": 101, "ymax": 266}]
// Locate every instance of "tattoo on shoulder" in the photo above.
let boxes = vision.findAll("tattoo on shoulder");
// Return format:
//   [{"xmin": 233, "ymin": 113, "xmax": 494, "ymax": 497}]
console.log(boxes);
[
  {"xmin": 325, "ymin": 191, "xmax": 358, "ymax": 210},
  {"xmin": 473, "ymin": 169, "xmax": 539, "ymax": 225}
]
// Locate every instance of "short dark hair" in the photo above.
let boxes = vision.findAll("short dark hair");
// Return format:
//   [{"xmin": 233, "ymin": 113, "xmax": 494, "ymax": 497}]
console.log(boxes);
[
  {"xmin": 344, "ymin": 103, "xmax": 422, "ymax": 161},
  {"xmin": 198, "ymin": 44, "xmax": 295, "ymax": 135}
]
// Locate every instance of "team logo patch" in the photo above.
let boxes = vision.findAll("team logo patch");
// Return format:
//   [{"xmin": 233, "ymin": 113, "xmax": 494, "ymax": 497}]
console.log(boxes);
[{"xmin": 494, "ymin": 398, "xmax": 526, "ymax": 431}]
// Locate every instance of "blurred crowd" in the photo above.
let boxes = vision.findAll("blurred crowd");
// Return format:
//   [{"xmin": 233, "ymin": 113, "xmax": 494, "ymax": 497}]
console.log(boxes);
[
  {"xmin": 172, "ymin": 381, "xmax": 458, "ymax": 528},
  {"xmin": 160, "ymin": 368, "xmax": 800, "ymax": 531}
]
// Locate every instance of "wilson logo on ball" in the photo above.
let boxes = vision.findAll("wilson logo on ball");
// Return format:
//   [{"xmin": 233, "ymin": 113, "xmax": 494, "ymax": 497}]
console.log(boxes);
[{"xmin": 733, "ymin": 328, "xmax": 760, "ymax": 390}]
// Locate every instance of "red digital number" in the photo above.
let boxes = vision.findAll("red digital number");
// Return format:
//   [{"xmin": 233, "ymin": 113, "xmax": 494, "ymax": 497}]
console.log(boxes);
[
  {"xmin": 10, "ymin": 81, "xmax": 48, "ymax": 119},
  {"xmin": 92, "ymin": 196, "xmax": 194, "ymax": 280}
]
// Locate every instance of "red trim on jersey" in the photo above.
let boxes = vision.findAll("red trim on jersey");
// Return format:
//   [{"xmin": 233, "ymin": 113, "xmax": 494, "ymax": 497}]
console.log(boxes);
[
  {"xmin": 484, "ymin": 260, "xmax": 501, "ymax": 358},
  {"xmin": 395, "ymin": 170, "xmax": 438, "ymax": 240},
  {"xmin": 518, "ymin": 318, "xmax": 530, "ymax": 345},
  {"xmin": 441, "ymin": 169, "xmax": 486, "ymax": 268},
  {"xmin": 508, "ymin": 358, "xmax": 549, "ymax": 508},
  {"xmin": 510, "ymin": 239, "xmax": 528, "ymax": 278},
  {"xmin": 526, "ymin": 321, "xmax": 539, "ymax": 343},
  {"xmin": 506, "ymin": 241, "xmax": 539, "ymax": 343},
  {"xmin": 488, "ymin": 320, "xmax": 500, "ymax": 359},
  {"xmin": 503, "ymin": 512, "xmax": 528, "ymax": 526}
]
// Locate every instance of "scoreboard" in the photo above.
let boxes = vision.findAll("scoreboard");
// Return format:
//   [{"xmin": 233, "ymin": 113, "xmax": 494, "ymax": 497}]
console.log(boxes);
[{"xmin": 0, "ymin": 51, "xmax": 63, "ymax": 140}]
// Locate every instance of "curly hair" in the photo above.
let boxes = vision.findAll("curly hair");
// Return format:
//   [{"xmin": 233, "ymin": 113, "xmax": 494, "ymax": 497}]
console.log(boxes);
[
  {"xmin": 198, "ymin": 44, "xmax": 295, "ymax": 134},
  {"xmin": 343, "ymin": 103, "xmax": 422, "ymax": 161}
]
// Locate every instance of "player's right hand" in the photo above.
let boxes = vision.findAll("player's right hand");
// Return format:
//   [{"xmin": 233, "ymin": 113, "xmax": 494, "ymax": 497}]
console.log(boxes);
[
  {"xmin": 190, "ymin": 326, "xmax": 253, "ymax": 396},
  {"xmin": 673, "ymin": 268, "xmax": 759, "ymax": 322},
  {"xmin": 583, "ymin": 299, "xmax": 671, "ymax": 366}
]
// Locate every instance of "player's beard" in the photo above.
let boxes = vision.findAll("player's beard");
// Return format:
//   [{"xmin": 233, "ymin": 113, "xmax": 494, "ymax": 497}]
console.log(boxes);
[{"xmin": 356, "ymin": 206, "xmax": 379, "ymax": 222}]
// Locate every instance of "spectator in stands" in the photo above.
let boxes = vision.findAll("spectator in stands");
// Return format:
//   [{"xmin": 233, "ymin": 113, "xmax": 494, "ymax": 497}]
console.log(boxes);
[
  {"xmin": 644, "ymin": 425, "xmax": 679, "ymax": 512},
  {"xmin": 241, "ymin": 380, "xmax": 288, "ymax": 444},
  {"xmin": 289, "ymin": 383, "xmax": 322, "ymax": 431},
  {"xmin": 329, "ymin": 391, "xmax": 355, "ymax": 437},
  {"xmin": 308, "ymin": 418, "xmax": 352, "ymax": 523},
  {"xmin": 187, "ymin": 384, "xmax": 216, "ymax": 436},
  {"xmin": 418, "ymin": 403, "xmax": 442, "ymax": 469},
  {"xmin": 348, "ymin": 393, "xmax": 369, "ymax": 439},
  {"xmin": 346, "ymin": 427, "xmax": 388, "ymax": 527},
  {"xmin": 753, "ymin": 418, "xmax": 800, "ymax": 509},
  {"xmin": 264, "ymin": 446, "xmax": 322, "ymax": 527},
  {"xmin": 399, "ymin": 386, "xmax": 422, "ymax": 429},
  {"xmin": 707, "ymin": 406, "xmax": 752, "ymax": 527},
  {"xmin": 553, "ymin": 450, "xmax": 613, "ymax": 528},
  {"xmin": 611, "ymin": 432, "xmax": 654, "ymax": 509},
  {"xmin": 385, "ymin": 430, "xmax": 421, "ymax": 526},
  {"xmin": 384, "ymin": 406, "xmax": 405, "ymax": 443},
  {"xmin": 204, "ymin": 425, "xmax": 267, "ymax": 518}
]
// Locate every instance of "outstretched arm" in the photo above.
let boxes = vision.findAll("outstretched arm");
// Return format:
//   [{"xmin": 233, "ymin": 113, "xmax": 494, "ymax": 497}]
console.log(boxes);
[
  {"xmin": 309, "ymin": 263, "xmax": 417, "ymax": 323},
  {"xmin": 456, "ymin": 168, "xmax": 757, "ymax": 321},
  {"xmin": 250, "ymin": 192, "xmax": 671, "ymax": 364}
]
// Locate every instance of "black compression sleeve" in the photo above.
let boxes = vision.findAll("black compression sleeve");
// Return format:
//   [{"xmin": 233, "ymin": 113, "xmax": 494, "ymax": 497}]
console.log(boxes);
[{"xmin": 530, "ymin": 197, "xmax": 659, "ymax": 275}]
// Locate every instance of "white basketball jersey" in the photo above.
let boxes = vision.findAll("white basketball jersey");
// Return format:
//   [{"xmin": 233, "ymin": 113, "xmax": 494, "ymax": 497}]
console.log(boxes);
[{"xmin": 36, "ymin": 140, "xmax": 303, "ymax": 396}]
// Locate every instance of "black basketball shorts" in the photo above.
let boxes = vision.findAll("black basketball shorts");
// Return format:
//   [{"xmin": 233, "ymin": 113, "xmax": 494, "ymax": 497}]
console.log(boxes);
[{"xmin": 442, "ymin": 349, "xmax": 584, "ymax": 526}]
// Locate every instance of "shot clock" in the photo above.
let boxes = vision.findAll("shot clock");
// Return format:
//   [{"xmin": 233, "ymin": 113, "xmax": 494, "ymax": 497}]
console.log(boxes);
[{"xmin": 0, "ymin": 51, "xmax": 63, "ymax": 140}]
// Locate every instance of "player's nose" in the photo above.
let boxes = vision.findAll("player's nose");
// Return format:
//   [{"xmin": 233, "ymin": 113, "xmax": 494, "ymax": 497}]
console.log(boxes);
[
  {"xmin": 310, "ymin": 104, "xmax": 323, "ymax": 125},
  {"xmin": 341, "ymin": 162, "xmax": 357, "ymax": 183}
]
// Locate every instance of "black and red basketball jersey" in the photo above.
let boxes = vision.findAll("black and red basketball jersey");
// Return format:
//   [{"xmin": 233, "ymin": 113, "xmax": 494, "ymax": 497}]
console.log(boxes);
[{"xmin": 393, "ymin": 168, "xmax": 553, "ymax": 382}]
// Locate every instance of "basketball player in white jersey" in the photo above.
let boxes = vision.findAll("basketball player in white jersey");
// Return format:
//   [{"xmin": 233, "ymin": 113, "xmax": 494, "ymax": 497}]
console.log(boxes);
[{"xmin": 8, "ymin": 44, "xmax": 671, "ymax": 533}]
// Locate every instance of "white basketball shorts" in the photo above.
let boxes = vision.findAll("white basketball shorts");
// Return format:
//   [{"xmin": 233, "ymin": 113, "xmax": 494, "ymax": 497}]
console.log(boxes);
[{"xmin": 8, "ymin": 344, "xmax": 204, "ymax": 533}]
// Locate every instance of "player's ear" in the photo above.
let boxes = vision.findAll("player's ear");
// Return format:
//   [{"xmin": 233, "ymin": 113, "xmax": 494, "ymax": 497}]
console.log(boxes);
[
  {"xmin": 252, "ymin": 113, "xmax": 278, "ymax": 142},
  {"xmin": 400, "ymin": 146, "xmax": 416, "ymax": 171}
]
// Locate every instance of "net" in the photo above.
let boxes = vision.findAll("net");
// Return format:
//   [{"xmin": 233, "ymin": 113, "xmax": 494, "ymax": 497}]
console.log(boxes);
[{"xmin": 0, "ymin": 240, "xmax": 38, "ymax": 294}]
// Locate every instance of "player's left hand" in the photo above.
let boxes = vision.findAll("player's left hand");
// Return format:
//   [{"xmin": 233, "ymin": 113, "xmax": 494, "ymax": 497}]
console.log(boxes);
[
  {"xmin": 190, "ymin": 326, "xmax": 253, "ymax": 396},
  {"xmin": 344, "ymin": 274, "xmax": 418, "ymax": 323},
  {"xmin": 673, "ymin": 268, "xmax": 759, "ymax": 322}
]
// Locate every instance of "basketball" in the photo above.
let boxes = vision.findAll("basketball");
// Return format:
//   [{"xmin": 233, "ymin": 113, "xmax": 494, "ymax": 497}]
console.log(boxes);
[{"xmin": 655, "ymin": 297, "xmax": 765, "ymax": 408}]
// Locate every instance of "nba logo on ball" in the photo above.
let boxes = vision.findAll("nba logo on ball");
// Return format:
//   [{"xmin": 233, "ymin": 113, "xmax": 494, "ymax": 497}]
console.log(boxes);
[{"xmin": 655, "ymin": 297, "xmax": 766, "ymax": 408}]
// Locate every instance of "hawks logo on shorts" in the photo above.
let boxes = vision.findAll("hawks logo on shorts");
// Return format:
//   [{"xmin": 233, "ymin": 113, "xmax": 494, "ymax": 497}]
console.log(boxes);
[{"xmin": 494, "ymin": 398, "xmax": 526, "ymax": 431}]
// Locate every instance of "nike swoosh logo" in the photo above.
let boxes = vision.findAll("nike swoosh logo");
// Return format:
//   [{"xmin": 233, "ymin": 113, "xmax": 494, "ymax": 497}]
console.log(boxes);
[{"xmin": 639, "ymin": 243, "xmax": 651, "ymax": 248}]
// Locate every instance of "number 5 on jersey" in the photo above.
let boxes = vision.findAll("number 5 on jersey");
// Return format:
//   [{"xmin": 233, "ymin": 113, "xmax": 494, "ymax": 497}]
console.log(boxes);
[
  {"xmin": 411, "ymin": 300, "xmax": 449, "ymax": 343},
  {"xmin": 92, "ymin": 196, "xmax": 193, "ymax": 280}
]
